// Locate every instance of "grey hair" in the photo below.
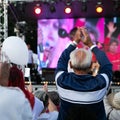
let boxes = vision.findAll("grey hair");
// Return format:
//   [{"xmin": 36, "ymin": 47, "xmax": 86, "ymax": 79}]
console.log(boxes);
[{"xmin": 70, "ymin": 48, "xmax": 92, "ymax": 70}]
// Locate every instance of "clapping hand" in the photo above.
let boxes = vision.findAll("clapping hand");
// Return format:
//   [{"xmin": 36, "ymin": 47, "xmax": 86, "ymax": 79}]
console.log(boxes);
[{"xmin": 79, "ymin": 27, "xmax": 94, "ymax": 47}]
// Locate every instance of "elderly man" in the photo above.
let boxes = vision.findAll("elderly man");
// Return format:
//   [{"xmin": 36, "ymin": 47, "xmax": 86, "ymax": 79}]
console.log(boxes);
[{"xmin": 55, "ymin": 27, "xmax": 113, "ymax": 120}]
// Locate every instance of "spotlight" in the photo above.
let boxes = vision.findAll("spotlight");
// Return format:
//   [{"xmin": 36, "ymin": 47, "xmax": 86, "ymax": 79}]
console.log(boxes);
[
  {"xmin": 34, "ymin": 4, "xmax": 41, "ymax": 15},
  {"xmin": 64, "ymin": 0, "xmax": 72, "ymax": 14},
  {"xmin": 64, "ymin": 6, "xmax": 72, "ymax": 14},
  {"xmin": 96, "ymin": 1, "xmax": 103, "ymax": 13}
]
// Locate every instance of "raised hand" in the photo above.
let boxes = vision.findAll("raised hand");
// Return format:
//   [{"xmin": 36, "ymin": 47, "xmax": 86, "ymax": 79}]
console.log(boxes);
[
  {"xmin": 80, "ymin": 27, "xmax": 94, "ymax": 47},
  {"xmin": 73, "ymin": 27, "xmax": 81, "ymax": 44},
  {"xmin": 107, "ymin": 21, "xmax": 117, "ymax": 38}
]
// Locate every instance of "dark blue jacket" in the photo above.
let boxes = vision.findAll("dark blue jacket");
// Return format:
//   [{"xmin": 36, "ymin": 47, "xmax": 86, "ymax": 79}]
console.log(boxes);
[{"xmin": 55, "ymin": 44, "xmax": 113, "ymax": 120}]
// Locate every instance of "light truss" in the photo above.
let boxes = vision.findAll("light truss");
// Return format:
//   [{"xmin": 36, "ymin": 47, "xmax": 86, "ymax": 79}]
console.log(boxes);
[
  {"xmin": 0, "ymin": 0, "xmax": 58, "ymax": 45},
  {"xmin": 0, "ymin": 0, "xmax": 60, "ymax": 44},
  {"xmin": 0, "ymin": 0, "xmax": 8, "ymax": 45},
  {"xmin": 0, "ymin": 0, "xmax": 39, "ymax": 45}
]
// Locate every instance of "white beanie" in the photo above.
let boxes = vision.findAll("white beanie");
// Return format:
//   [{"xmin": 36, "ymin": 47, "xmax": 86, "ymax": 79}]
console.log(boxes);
[{"xmin": 113, "ymin": 92, "xmax": 120, "ymax": 109}]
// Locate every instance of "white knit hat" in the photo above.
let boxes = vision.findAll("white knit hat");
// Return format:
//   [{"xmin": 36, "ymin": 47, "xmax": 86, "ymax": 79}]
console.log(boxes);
[
  {"xmin": 108, "ymin": 92, "xmax": 120, "ymax": 110},
  {"xmin": 113, "ymin": 92, "xmax": 120, "ymax": 109}
]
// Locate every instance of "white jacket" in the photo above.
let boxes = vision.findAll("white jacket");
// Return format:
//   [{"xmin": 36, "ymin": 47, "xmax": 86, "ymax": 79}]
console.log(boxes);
[
  {"xmin": 32, "ymin": 97, "xmax": 44, "ymax": 120},
  {"xmin": 37, "ymin": 111, "xmax": 58, "ymax": 120},
  {"xmin": 0, "ymin": 86, "xmax": 32, "ymax": 120}
]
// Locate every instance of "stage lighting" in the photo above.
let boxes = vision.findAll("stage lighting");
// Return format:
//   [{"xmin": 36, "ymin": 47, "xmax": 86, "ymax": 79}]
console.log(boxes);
[
  {"xmin": 64, "ymin": 6, "xmax": 72, "ymax": 14},
  {"xmin": 81, "ymin": 0, "xmax": 87, "ymax": 12},
  {"xmin": 96, "ymin": 1, "xmax": 103, "ymax": 13},
  {"xmin": 49, "ymin": 4, "xmax": 56, "ymax": 13},
  {"xmin": 34, "ymin": 4, "xmax": 41, "ymax": 15},
  {"xmin": 64, "ymin": 0, "xmax": 72, "ymax": 14},
  {"xmin": 49, "ymin": 0, "xmax": 56, "ymax": 13}
]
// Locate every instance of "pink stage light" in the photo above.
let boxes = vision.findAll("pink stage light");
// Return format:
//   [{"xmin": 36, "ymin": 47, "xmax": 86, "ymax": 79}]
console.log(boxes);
[{"xmin": 34, "ymin": 6, "xmax": 41, "ymax": 15}]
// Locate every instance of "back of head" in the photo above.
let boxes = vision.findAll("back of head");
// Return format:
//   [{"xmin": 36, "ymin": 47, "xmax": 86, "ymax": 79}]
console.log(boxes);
[
  {"xmin": 70, "ymin": 48, "xmax": 92, "ymax": 70},
  {"xmin": 48, "ymin": 91, "xmax": 60, "ymax": 106}
]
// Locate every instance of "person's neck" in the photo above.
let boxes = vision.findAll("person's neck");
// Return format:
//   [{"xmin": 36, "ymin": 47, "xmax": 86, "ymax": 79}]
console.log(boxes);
[
  {"xmin": 0, "ymin": 81, "xmax": 8, "ymax": 86},
  {"xmin": 74, "ymin": 69, "xmax": 88, "ymax": 75}
]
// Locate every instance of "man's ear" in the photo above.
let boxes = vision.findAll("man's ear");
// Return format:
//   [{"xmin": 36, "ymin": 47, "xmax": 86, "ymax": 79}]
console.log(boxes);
[{"xmin": 70, "ymin": 61, "xmax": 73, "ymax": 68}]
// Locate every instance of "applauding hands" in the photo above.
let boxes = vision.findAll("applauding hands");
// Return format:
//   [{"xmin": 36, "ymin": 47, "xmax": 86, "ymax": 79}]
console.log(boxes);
[{"xmin": 73, "ymin": 27, "xmax": 94, "ymax": 48}]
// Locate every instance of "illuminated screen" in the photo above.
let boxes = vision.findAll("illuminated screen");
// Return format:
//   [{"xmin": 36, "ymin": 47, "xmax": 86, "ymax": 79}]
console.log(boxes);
[{"xmin": 37, "ymin": 17, "xmax": 120, "ymax": 71}]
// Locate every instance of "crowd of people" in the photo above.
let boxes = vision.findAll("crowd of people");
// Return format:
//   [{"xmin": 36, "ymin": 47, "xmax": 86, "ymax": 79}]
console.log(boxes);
[
  {"xmin": 104, "ymin": 21, "xmax": 120, "ymax": 71},
  {"xmin": 0, "ymin": 40, "xmax": 59, "ymax": 120}
]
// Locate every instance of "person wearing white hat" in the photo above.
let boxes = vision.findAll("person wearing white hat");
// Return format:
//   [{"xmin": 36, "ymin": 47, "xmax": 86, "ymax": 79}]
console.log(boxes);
[
  {"xmin": 104, "ymin": 92, "xmax": 120, "ymax": 120},
  {"xmin": 0, "ymin": 51, "xmax": 32, "ymax": 120}
]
